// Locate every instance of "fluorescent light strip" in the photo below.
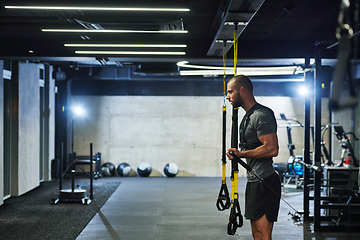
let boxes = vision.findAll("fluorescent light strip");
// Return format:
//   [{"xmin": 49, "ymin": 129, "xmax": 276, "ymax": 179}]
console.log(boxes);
[
  {"xmin": 65, "ymin": 44, "xmax": 187, "ymax": 48},
  {"xmin": 75, "ymin": 51, "xmax": 186, "ymax": 55},
  {"xmin": 177, "ymin": 61, "xmax": 304, "ymax": 74},
  {"xmin": 180, "ymin": 69, "xmax": 301, "ymax": 76},
  {"xmin": 177, "ymin": 61, "xmax": 304, "ymax": 76},
  {"xmin": 5, "ymin": 6, "xmax": 190, "ymax": 12},
  {"xmin": 43, "ymin": 29, "xmax": 187, "ymax": 34}
]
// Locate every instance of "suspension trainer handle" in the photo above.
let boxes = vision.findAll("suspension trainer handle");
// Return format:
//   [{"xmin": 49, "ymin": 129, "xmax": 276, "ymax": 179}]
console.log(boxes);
[
  {"xmin": 227, "ymin": 170, "xmax": 243, "ymax": 235},
  {"xmin": 216, "ymin": 182, "xmax": 231, "ymax": 211},
  {"xmin": 229, "ymin": 150, "xmax": 264, "ymax": 182},
  {"xmin": 227, "ymin": 198, "xmax": 243, "ymax": 235},
  {"xmin": 216, "ymin": 102, "xmax": 230, "ymax": 211}
]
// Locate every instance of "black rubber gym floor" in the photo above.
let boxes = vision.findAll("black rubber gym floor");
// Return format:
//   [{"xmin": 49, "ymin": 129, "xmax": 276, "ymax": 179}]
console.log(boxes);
[
  {"xmin": 0, "ymin": 179, "xmax": 119, "ymax": 240},
  {"xmin": 77, "ymin": 177, "xmax": 360, "ymax": 240}
]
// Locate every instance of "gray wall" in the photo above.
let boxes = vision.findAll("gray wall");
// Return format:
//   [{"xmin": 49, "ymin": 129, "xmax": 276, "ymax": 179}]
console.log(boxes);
[
  {"xmin": 71, "ymin": 95, "xmax": 329, "ymax": 177},
  {"xmin": 17, "ymin": 62, "xmax": 40, "ymax": 195},
  {"xmin": 1, "ymin": 61, "xmax": 55, "ymax": 202}
]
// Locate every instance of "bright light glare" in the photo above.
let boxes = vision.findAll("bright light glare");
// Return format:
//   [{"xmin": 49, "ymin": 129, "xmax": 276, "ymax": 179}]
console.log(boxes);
[
  {"xmin": 299, "ymin": 87, "xmax": 308, "ymax": 96},
  {"xmin": 73, "ymin": 106, "xmax": 84, "ymax": 116}
]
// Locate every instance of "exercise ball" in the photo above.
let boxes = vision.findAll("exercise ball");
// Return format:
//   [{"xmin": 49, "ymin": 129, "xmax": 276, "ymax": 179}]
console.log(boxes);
[
  {"xmin": 164, "ymin": 163, "xmax": 179, "ymax": 177},
  {"xmin": 117, "ymin": 162, "xmax": 131, "ymax": 177},
  {"xmin": 137, "ymin": 162, "xmax": 152, "ymax": 177},
  {"xmin": 101, "ymin": 162, "xmax": 116, "ymax": 177}
]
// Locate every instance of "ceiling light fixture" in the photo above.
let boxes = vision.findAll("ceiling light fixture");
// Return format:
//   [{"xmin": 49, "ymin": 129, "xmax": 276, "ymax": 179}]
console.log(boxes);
[
  {"xmin": 215, "ymin": 40, "xmax": 234, "ymax": 43},
  {"xmin": 224, "ymin": 22, "xmax": 248, "ymax": 26},
  {"xmin": 179, "ymin": 69, "xmax": 303, "ymax": 76},
  {"xmin": 75, "ymin": 51, "xmax": 186, "ymax": 55},
  {"xmin": 64, "ymin": 44, "xmax": 187, "ymax": 48},
  {"xmin": 42, "ymin": 29, "xmax": 188, "ymax": 34},
  {"xmin": 5, "ymin": 6, "xmax": 190, "ymax": 12},
  {"xmin": 177, "ymin": 61, "xmax": 304, "ymax": 76}
]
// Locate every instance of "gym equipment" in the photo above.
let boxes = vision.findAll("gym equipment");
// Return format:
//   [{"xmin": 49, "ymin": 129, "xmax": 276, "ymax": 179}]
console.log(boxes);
[
  {"xmin": 227, "ymin": 107, "xmax": 243, "ymax": 235},
  {"xmin": 277, "ymin": 113, "xmax": 317, "ymax": 188},
  {"xmin": 334, "ymin": 125, "xmax": 359, "ymax": 167},
  {"xmin": 69, "ymin": 152, "xmax": 102, "ymax": 179},
  {"xmin": 226, "ymin": 28, "xmax": 244, "ymax": 236},
  {"xmin": 72, "ymin": 152, "xmax": 102, "ymax": 179},
  {"xmin": 137, "ymin": 162, "xmax": 152, "ymax": 177},
  {"xmin": 319, "ymin": 122, "xmax": 339, "ymax": 166},
  {"xmin": 278, "ymin": 113, "xmax": 306, "ymax": 174},
  {"xmin": 117, "ymin": 162, "xmax": 131, "ymax": 177},
  {"xmin": 272, "ymin": 162, "xmax": 288, "ymax": 179},
  {"xmin": 216, "ymin": 41, "xmax": 230, "ymax": 212},
  {"xmin": 163, "ymin": 163, "xmax": 179, "ymax": 177},
  {"xmin": 101, "ymin": 162, "xmax": 116, "ymax": 177},
  {"xmin": 51, "ymin": 142, "xmax": 93, "ymax": 205}
]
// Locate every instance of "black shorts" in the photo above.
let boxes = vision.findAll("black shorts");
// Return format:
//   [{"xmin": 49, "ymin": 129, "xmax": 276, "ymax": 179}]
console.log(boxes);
[{"xmin": 244, "ymin": 172, "xmax": 281, "ymax": 222}]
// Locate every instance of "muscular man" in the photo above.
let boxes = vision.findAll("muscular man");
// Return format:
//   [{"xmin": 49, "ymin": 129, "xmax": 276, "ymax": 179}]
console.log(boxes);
[{"xmin": 225, "ymin": 75, "xmax": 281, "ymax": 240}]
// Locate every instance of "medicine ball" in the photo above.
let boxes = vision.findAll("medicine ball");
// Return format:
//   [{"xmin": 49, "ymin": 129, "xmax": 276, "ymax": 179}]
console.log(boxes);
[
  {"xmin": 117, "ymin": 162, "xmax": 131, "ymax": 177},
  {"xmin": 137, "ymin": 162, "xmax": 152, "ymax": 177},
  {"xmin": 101, "ymin": 162, "xmax": 116, "ymax": 177},
  {"xmin": 164, "ymin": 163, "xmax": 179, "ymax": 177}
]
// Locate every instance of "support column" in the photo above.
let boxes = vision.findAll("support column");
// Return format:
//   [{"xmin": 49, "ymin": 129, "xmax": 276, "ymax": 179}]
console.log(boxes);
[
  {"xmin": 303, "ymin": 67, "xmax": 313, "ymax": 221},
  {"xmin": 10, "ymin": 61, "xmax": 19, "ymax": 196},
  {"xmin": 314, "ymin": 42, "xmax": 323, "ymax": 230}
]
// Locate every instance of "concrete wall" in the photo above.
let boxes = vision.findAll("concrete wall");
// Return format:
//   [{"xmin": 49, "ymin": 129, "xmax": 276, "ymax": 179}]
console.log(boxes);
[
  {"xmin": 0, "ymin": 61, "xmax": 55, "ymax": 205},
  {"xmin": 16, "ymin": 62, "xmax": 40, "ymax": 195},
  {"xmin": 71, "ymin": 95, "xmax": 330, "ymax": 177},
  {"xmin": 0, "ymin": 61, "xmax": 4, "ymax": 205}
]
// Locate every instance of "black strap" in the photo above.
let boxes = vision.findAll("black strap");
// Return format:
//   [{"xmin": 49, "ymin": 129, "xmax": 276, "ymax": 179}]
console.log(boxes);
[
  {"xmin": 229, "ymin": 151, "xmax": 264, "ymax": 182},
  {"xmin": 227, "ymin": 195, "xmax": 243, "ymax": 235},
  {"xmin": 239, "ymin": 104, "xmax": 262, "ymax": 151},
  {"xmin": 216, "ymin": 183, "xmax": 230, "ymax": 211},
  {"xmin": 216, "ymin": 105, "xmax": 230, "ymax": 211},
  {"xmin": 227, "ymin": 107, "xmax": 243, "ymax": 235}
]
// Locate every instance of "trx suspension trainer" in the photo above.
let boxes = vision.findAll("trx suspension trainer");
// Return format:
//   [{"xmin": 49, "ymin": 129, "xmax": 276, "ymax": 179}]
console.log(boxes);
[
  {"xmin": 215, "ymin": 23, "xmax": 244, "ymax": 235},
  {"xmin": 227, "ymin": 105, "xmax": 243, "ymax": 235},
  {"xmin": 216, "ymin": 41, "xmax": 230, "ymax": 211},
  {"xmin": 227, "ymin": 24, "xmax": 243, "ymax": 235}
]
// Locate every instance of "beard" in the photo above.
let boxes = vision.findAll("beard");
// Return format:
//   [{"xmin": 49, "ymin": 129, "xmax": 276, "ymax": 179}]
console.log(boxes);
[{"xmin": 232, "ymin": 92, "xmax": 243, "ymax": 108}]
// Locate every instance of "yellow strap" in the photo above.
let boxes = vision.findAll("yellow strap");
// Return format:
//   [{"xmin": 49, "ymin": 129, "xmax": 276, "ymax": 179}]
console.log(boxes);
[
  {"xmin": 234, "ymin": 171, "xmax": 239, "ymax": 196},
  {"xmin": 223, "ymin": 42, "xmax": 226, "ymax": 96},
  {"xmin": 234, "ymin": 30, "xmax": 238, "ymax": 76},
  {"xmin": 222, "ymin": 163, "xmax": 226, "ymax": 183},
  {"xmin": 222, "ymin": 41, "xmax": 227, "ymax": 182},
  {"xmin": 231, "ymin": 177, "xmax": 234, "ymax": 200}
]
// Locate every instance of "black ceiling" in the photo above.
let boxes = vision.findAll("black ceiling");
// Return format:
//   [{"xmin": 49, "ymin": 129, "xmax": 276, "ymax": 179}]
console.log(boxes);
[{"xmin": 0, "ymin": 0, "xmax": 344, "ymax": 66}]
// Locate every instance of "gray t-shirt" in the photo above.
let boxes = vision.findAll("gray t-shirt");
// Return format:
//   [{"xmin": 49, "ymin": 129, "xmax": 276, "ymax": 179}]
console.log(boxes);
[{"xmin": 240, "ymin": 103, "xmax": 277, "ymax": 182}]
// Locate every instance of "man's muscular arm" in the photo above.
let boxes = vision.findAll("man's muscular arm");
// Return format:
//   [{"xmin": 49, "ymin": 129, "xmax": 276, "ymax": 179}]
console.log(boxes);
[{"xmin": 226, "ymin": 133, "xmax": 278, "ymax": 160}]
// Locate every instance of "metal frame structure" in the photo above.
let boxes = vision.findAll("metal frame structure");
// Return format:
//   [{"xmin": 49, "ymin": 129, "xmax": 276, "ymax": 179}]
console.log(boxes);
[{"xmin": 302, "ymin": 41, "xmax": 360, "ymax": 232}]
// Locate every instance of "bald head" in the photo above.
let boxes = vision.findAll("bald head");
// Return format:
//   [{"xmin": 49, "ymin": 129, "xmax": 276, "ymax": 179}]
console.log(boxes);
[{"xmin": 228, "ymin": 75, "xmax": 253, "ymax": 94}]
